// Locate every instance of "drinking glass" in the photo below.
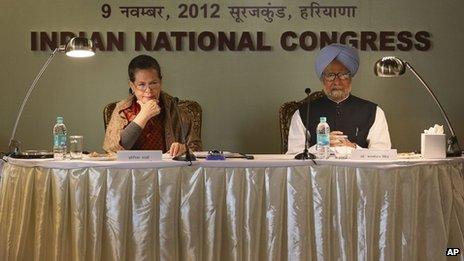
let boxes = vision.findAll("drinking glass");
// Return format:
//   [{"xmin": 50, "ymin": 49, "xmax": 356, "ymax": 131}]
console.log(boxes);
[{"xmin": 69, "ymin": 135, "xmax": 83, "ymax": 159}]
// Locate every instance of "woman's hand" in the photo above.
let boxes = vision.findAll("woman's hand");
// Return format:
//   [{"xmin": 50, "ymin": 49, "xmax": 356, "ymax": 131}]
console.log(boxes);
[
  {"xmin": 133, "ymin": 99, "xmax": 161, "ymax": 128},
  {"xmin": 169, "ymin": 142, "xmax": 187, "ymax": 157}
]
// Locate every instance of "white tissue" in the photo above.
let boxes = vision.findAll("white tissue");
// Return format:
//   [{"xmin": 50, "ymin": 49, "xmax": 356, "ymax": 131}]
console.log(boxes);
[{"xmin": 424, "ymin": 124, "xmax": 444, "ymax": 134}]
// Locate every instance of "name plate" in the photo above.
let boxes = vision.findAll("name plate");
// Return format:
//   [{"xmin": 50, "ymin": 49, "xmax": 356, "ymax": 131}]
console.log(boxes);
[
  {"xmin": 117, "ymin": 150, "xmax": 162, "ymax": 161},
  {"xmin": 351, "ymin": 149, "xmax": 398, "ymax": 160}
]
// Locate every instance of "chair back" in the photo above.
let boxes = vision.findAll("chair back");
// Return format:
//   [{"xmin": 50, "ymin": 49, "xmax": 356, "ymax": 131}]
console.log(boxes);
[
  {"xmin": 103, "ymin": 102, "xmax": 117, "ymax": 132},
  {"xmin": 279, "ymin": 90, "xmax": 325, "ymax": 153}
]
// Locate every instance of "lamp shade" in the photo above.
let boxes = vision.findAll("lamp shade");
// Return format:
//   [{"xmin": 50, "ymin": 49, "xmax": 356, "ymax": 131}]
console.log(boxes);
[
  {"xmin": 374, "ymin": 56, "xmax": 406, "ymax": 77},
  {"xmin": 65, "ymin": 37, "xmax": 95, "ymax": 58}
]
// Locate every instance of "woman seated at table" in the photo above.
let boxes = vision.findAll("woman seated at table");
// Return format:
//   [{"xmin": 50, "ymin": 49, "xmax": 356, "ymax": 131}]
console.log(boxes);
[{"xmin": 103, "ymin": 55, "xmax": 201, "ymax": 156}]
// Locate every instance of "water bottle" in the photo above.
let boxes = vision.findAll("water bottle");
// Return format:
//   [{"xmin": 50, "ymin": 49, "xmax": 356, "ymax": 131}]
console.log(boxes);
[
  {"xmin": 316, "ymin": 117, "xmax": 330, "ymax": 159},
  {"xmin": 53, "ymin": 116, "xmax": 67, "ymax": 159}
]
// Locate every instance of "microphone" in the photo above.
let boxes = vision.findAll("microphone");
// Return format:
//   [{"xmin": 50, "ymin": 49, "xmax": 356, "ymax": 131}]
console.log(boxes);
[
  {"xmin": 295, "ymin": 88, "xmax": 316, "ymax": 160},
  {"xmin": 171, "ymin": 97, "xmax": 197, "ymax": 162},
  {"xmin": 305, "ymin": 88, "xmax": 311, "ymax": 96}
]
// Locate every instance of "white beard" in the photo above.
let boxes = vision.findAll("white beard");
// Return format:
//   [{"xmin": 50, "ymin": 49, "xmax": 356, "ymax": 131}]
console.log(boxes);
[{"xmin": 325, "ymin": 88, "xmax": 349, "ymax": 101}]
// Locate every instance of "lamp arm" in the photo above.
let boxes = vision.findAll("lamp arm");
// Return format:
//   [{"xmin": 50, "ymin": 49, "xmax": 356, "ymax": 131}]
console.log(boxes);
[
  {"xmin": 405, "ymin": 62, "xmax": 456, "ymax": 137},
  {"xmin": 8, "ymin": 47, "xmax": 62, "ymax": 150}
]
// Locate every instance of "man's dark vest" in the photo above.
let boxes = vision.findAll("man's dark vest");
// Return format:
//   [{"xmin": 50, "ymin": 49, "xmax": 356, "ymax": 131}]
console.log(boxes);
[{"xmin": 299, "ymin": 95, "xmax": 377, "ymax": 148}]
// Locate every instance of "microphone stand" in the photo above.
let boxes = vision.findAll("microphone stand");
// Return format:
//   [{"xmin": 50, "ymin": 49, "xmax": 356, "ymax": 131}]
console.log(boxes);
[
  {"xmin": 295, "ymin": 88, "xmax": 316, "ymax": 160},
  {"xmin": 171, "ymin": 97, "xmax": 197, "ymax": 163}
]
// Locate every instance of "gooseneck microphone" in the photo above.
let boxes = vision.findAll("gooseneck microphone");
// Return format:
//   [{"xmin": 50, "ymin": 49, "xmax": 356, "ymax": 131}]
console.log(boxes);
[
  {"xmin": 295, "ymin": 88, "xmax": 316, "ymax": 160},
  {"xmin": 171, "ymin": 97, "xmax": 197, "ymax": 163}
]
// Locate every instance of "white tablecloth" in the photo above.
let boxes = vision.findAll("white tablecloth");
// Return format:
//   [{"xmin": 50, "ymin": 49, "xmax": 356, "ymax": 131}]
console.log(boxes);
[{"xmin": 0, "ymin": 156, "xmax": 463, "ymax": 260}]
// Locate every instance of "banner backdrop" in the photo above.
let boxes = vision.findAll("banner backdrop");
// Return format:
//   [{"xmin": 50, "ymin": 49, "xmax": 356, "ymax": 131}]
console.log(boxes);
[{"xmin": 0, "ymin": 0, "xmax": 462, "ymax": 153}]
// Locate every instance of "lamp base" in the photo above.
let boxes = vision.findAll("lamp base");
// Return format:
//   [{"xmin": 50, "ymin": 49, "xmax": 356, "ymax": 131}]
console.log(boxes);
[
  {"xmin": 9, "ymin": 150, "xmax": 53, "ymax": 159},
  {"xmin": 294, "ymin": 149, "xmax": 316, "ymax": 160},
  {"xmin": 446, "ymin": 135, "xmax": 462, "ymax": 157}
]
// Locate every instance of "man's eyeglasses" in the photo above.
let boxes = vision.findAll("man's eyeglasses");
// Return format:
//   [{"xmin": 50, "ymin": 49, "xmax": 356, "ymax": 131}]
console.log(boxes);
[
  {"xmin": 322, "ymin": 72, "xmax": 351, "ymax": 82},
  {"xmin": 134, "ymin": 82, "xmax": 160, "ymax": 91}
]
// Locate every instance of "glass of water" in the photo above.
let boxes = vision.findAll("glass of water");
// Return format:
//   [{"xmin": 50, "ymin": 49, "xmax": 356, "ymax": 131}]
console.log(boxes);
[{"xmin": 69, "ymin": 135, "xmax": 84, "ymax": 159}]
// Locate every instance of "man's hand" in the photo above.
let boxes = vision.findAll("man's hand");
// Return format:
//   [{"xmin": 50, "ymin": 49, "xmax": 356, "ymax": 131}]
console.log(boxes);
[
  {"xmin": 133, "ymin": 99, "xmax": 161, "ymax": 128},
  {"xmin": 330, "ymin": 131, "xmax": 356, "ymax": 148},
  {"xmin": 169, "ymin": 142, "xmax": 187, "ymax": 157}
]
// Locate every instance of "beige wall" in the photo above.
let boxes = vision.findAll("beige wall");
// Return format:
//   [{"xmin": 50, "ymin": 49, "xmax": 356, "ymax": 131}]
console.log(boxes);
[{"xmin": 1, "ymin": 0, "xmax": 463, "ymax": 154}]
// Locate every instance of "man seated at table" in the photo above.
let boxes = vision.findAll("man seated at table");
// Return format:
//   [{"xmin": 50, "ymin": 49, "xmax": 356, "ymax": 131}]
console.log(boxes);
[
  {"xmin": 287, "ymin": 44, "xmax": 391, "ymax": 154},
  {"xmin": 103, "ymin": 55, "xmax": 201, "ymax": 155}
]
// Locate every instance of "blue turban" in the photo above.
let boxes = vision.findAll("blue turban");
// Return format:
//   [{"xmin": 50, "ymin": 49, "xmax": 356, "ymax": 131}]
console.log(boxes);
[{"xmin": 315, "ymin": 44, "xmax": 359, "ymax": 79}]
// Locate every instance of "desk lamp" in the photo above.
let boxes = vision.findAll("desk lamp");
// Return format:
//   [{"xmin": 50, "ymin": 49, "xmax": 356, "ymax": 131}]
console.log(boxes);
[
  {"xmin": 8, "ymin": 37, "xmax": 95, "ymax": 158},
  {"xmin": 374, "ymin": 56, "xmax": 461, "ymax": 157}
]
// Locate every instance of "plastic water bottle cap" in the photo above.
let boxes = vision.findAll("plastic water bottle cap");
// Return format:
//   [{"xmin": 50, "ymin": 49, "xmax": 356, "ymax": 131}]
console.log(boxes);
[
  {"xmin": 56, "ymin": 116, "xmax": 64, "ymax": 123},
  {"xmin": 320, "ymin": 117, "xmax": 327, "ymax": 122}
]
